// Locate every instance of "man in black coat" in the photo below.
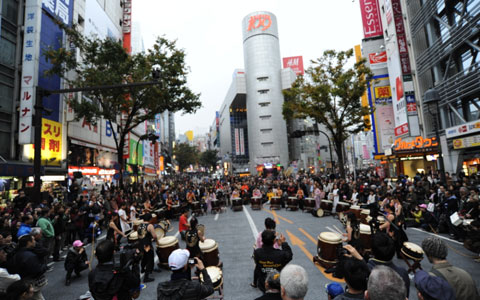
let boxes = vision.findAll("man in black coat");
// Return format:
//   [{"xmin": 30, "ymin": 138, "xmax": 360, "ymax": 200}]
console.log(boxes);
[
  {"xmin": 253, "ymin": 230, "xmax": 293, "ymax": 292},
  {"xmin": 64, "ymin": 240, "xmax": 89, "ymax": 286}
]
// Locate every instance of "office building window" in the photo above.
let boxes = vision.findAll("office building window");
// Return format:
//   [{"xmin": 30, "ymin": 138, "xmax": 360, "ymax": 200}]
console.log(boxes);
[
  {"xmin": 260, "ymin": 128, "xmax": 272, "ymax": 133},
  {"xmin": 258, "ymin": 89, "xmax": 269, "ymax": 94},
  {"xmin": 259, "ymin": 115, "xmax": 271, "ymax": 120},
  {"xmin": 259, "ymin": 102, "xmax": 270, "ymax": 107},
  {"xmin": 257, "ymin": 76, "xmax": 269, "ymax": 82}
]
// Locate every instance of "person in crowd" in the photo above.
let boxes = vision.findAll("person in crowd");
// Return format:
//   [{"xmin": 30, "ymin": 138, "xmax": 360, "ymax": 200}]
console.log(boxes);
[
  {"xmin": 325, "ymin": 282, "xmax": 343, "ymax": 300},
  {"xmin": 279, "ymin": 264, "xmax": 308, "ymax": 300},
  {"xmin": 5, "ymin": 280, "xmax": 34, "ymax": 300},
  {"xmin": 88, "ymin": 239, "xmax": 140, "ymax": 300},
  {"xmin": 334, "ymin": 258, "xmax": 369, "ymax": 300},
  {"xmin": 106, "ymin": 212, "xmax": 125, "ymax": 250},
  {"xmin": 178, "ymin": 210, "xmax": 190, "ymax": 241},
  {"xmin": 365, "ymin": 266, "xmax": 406, "ymax": 300},
  {"xmin": 64, "ymin": 240, "xmax": 89, "ymax": 286},
  {"xmin": 16, "ymin": 215, "xmax": 33, "ymax": 238},
  {"xmin": 421, "ymin": 236, "xmax": 479, "ymax": 300},
  {"xmin": 35, "ymin": 209, "xmax": 55, "ymax": 261},
  {"xmin": 414, "ymin": 270, "xmax": 455, "ymax": 300},
  {"xmin": 136, "ymin": 215, "xmax": 159, "ymax": 282},
  {"xmin": 157, "ymin": 249, "xmax": 214, "ymax": 300},
  {"xmin": 185, "ymin": 216, "xmax": 204, "ymax": 260},
  {"xmin": 254, "ymin": 230, "xmax": 293, "ymax": 292},
  {"xmin": 367, "ymin": 232, "xmax": 410, "ymax": 297},
  {"xmin": 0, "ymin": 244, "xmax": 20, "ymax": 295},
  {"xmin": 255, "ymin": 271, "xmax": 282, "ymax": 300},
  {"xmin": 117, "ymin": 202, "xmax": 131, "ymax": 235}
]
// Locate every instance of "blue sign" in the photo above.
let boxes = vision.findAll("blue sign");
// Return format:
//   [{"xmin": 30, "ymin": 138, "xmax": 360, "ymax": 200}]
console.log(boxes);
[
  {"xmin": 0, "ymin": 163, "xmax": 44, "ymax": 177},
  {"xmin": 42, "ymin": 0, "xmax": 73, "ymax": 25}
]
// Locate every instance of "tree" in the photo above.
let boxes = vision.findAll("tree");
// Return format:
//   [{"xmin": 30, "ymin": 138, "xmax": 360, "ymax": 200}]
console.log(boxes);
[
  {"xmin": 283, "ymin": 49, "xmax": 373, "ymax": 178},
  {"xmin": 44, "ymin": 24, "xmax": 201, "ymax": 186},
  {"xmin": 199, "ymin": 149, "xmax": 219, "ymax": 172},
  {"xmin": 173, "ymin": 143, "xmax": 199, "ymax": 172}
]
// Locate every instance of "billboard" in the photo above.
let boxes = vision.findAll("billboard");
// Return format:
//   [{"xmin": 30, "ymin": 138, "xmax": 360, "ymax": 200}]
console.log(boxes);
[
  {"xmin": 282, "ymin": 56, "xmax": 304, "ymax": 75},
  {"xmin": 122, "ymin": 0, "xmax": 132, "ymax": 53},
  {"xmin": 23, "ymin": 118, "xmax": 62, "ymax": 166},
  {"xmin": 368, "ymin": 51, "xmax": 387, "ymax": 69},
  {"xmin": 359, "ymin": 0, "xmax": 383, "ymax": 38},
  {"xmin": 143, "ymin": 141, "xmax": 155, "ymax": 167},
  {"xmin": 387, "ymin": 47, "xmax": 409, "ymax": 137}
]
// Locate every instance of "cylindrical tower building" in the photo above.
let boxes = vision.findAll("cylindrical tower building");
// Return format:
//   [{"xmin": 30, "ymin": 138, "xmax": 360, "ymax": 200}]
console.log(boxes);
[{"xmin": 242, "ymin": 11, "xmax": 289, "ymax": 173}]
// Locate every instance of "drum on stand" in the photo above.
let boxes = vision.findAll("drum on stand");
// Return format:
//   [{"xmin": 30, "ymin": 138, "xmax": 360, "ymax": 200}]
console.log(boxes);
[
  {"xmin": 359, "ymin": 223, "xmax": 372, "ymax": 252},
  {"xmin": 400, "ymin": 242, "xmax": 424, "ymax": 273},
  {"xmin": 172, "ymin": 205, "xmax": 181, "ymax": 219},
  {"xmin": 270, "ymin": 197, "xmax": 281, "ymax": 210},
  {"xmin": 251, "ymin": 197, "xmax": 262, "ymax": 210},
  {"xmin": 156, "ymin": 236, "xmax": 179, "ymax": 267},
  {"xmin": 199, "ymin": 238, "xmax": 220, "ymax": 267},
  {"xmin": 287, "ymin": 197, "xmax": 298, "ymax": 211},
  {"xmin": 320, "ymin": 200, "xmax": 333, "ymax": 215},
  {"xmin": 192, "ymin": 201, "xmax": 203, "ymax": 215},
  {"xmin": 336, "ymin": 201, "xmax": 351, "ymax": 213},
  {"xmin": 211, "ymin": 200, "xmax": 220, "ymax": 213},
  {"xmin": 200, "ymin": 266, "xmax": 223, "ymax": 291},
  {"xmin": 303, "ymin": 198, "xmax": 315, "ymax": 213},
  {"xmin": 360, "ymin": 209, "xmax": 370, "ymax": 225},
  {"xmin": 154, "ymin": 227, "xmax": 165, "ymax": 243},
  {"xmin": 313, "ymin": 232, "xmax": 342, "ymax": 269},
  {"xmin": 231, "ymin": 198, "xmax": 243, "ymax": 212},
  {"xmin": 349, "ymin": 205, "xmax": 362, "ymax": 220}
]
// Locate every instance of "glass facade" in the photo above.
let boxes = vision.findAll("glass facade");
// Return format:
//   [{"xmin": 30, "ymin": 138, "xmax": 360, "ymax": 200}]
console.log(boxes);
[
  {"xmin": 0, "ymin": 0, "xmax": 18, "ymax": 159},
  {"xmin": 229, "ymin": 108, "xmax": 248, "ymax": 167}
]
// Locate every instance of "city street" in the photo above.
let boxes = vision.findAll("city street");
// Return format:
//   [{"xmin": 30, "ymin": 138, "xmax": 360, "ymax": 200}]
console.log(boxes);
[{"xmin": 42, "ymin": 205, "xmax": 480, "ymax": 300}]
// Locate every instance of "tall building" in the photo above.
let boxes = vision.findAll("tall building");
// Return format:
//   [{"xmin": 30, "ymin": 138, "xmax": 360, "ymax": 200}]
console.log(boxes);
[{"xmin": 242, "ymin": 12, "xmax": 289, "ymax": 172}]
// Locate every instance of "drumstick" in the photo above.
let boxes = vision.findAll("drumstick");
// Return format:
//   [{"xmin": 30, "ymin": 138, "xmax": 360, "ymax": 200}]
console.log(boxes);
[
  {"xmin": 326, "ymin": 226, "xmax": 342, "ymax": 237},
  {"xmin": 333, "ymin": 225, "xmax": 343, "ymax": 235},
  {"xmin": 327, "ymin": 225, "xmax": 343, "ymax": 236}
]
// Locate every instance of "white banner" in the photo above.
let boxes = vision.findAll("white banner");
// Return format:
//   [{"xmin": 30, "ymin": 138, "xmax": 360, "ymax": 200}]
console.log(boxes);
[
  {"xmin": 239, "ymin": 128, "xmax": 245, "ymax": 155},
  {"xmin": 387, "ymin": 47, "xmax": 409, "ymax": 137},
  {"xmin": 234, "ymin": 128, "xmax": 240, "ymax": 155},
  {"xmin": 19, "ymin": 0, "xmax": 42, "ymax": 144},
  {"xmin": 143, "ymin": 140, "xmax": 155, "ymax": 167}
]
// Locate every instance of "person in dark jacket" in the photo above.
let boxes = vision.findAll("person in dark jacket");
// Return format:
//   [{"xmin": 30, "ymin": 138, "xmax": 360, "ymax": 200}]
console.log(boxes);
[
  {"xmin": 13, "ymin": 234, "xmax": 48, "ymax": 300},
  {"xmin": 157, "ymin": 249, "xmax": 214, "ymax": 300},
  {"xmin": 254, "ymin": 271, "xmax": 282, "ymax": 300},
  {"xmin": 253, "ymin": 230, "xmax": 293, "ymax": 292},
  {"xmin": 88, "ymin": 239, "xmax": 141, "ymax": 300},
  {"xmin": 333, "ymin": 257, "xmax": 369, "ymax": 300},
  {"xmin": 64, "ymin": 240, "xmax": 89, "ymax": 286}
]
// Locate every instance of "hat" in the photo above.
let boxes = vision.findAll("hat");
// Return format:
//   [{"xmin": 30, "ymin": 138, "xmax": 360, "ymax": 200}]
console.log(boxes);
[
  {"xmin": 73, "ymin": 240, "xmax": 83, "ymax": 247},
  {"xmin": 414, "ymin": 270, "xmax": 455, "ymax": 300},
  {"xmin": 419, "ymin": 204, "xmax": 427, "ymax": 209},
  {"xmin": 168, "ymin": 249, "xmax": 190, "ymax": 270},
  {"xmin": 325, "ymin": 282, "xmax": 344, "ymax": 298},
  {"xmin": 133, "ymin": 219, "xmax": 143, "ymax": 226},
  {"xmin": 422, "ymin": 237, "xmax": 448, "ymax": 260}
]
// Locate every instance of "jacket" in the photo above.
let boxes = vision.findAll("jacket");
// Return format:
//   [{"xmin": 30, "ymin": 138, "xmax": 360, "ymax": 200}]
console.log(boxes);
[
  {"xmin": 36, "ymin": 217, "xmax": 55, "ymax": 238},
  {"xmin": 157, "ymin": 268, "xmax": 214, "ymax": 300},
  {"xmin": 334, "ymin": 292, "xmax": 365, "ymax": 300},
  {"xmin": 14, "ymin": 248, "xmax": 47, "ymax": 279},
  {"xmin": 430, "ymin": 262, "xmax": 480, "ymax": 300},
  {"xmin": 254, "ymin": 243, "xmax": 293, "ymax": 289},
  {"xmin": 65, "ymin": 247, "xmax": 88, "ymax": 271},
  {"xmin": 88, "ymin": 262, "xmax": 140, "ymax": 300},
  {"xmin": 16, "ymin": 223, "xmax": 32, "ymax": 238}
]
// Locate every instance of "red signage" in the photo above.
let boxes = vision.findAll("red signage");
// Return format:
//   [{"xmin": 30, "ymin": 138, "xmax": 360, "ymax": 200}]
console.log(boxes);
[
  {"xmin": 68, "ymin": 166, "xmax": 116, "ymax": 176},
  {"xmin": 359, "ymin": 0, "xmax": 383, "ymax": 38},
  {"xmin": 396, "ymin": 76, "xmax": 404, "ymax": 101},
  {"xmin": 369, "ymin": 51, "xmax": 387, "ymax": 64},
  {"xmin": 283, "ymin": 56, "xmax": 304, "ymax": 75},
  {"xmin": 395, "ymin": 124, "xmax": 409, "ymax": 136},
  {"xmin": 122, "ymin": 0, "xmax": 132, "ymax": 54},
  {"xmin": 391, "ymin": 0, "xmax": 412, "ymax": 75},
  {"xmin": 247, "ymin": 14, "xmax": 272, "ymax": 32}
]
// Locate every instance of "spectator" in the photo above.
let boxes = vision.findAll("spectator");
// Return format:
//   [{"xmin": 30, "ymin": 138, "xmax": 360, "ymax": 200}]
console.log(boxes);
[
  {"xmin": 326, "ymin": 282, "xmax": 344, "ymax": 300},
  {"xmin": 334, "ymin": 258, "xmax": 369, "ymax": 300},
  {"xmin": 255, "ymin": 271, "xmax": 282, "ymax": 300},
  {"xmin": 16, "ymin": 215, "xmax": 33, "ymax": 239},
  {"xmin": 64, "ymin": 240, "xmax": 89, "ymax": 286},
  {"xmin": 157, "ymin": 249, "xmax": 214, "ymax": 300},
  {"xmin": 365, "ymin": 266, "xmax": 406, "ymax": 300},
  {"xmin": 421, "ymin": 236, "xmax": 480, "ymax": 300},
  {"xmin": 0, "ymin": 244, "xmax": 20, "ymax": 295},
  {"xmin": 367, "ymin": 232, "xmax": 410, "ymax": 297},
  {"xmin": 279, "ymin": 264, "xmax": 308, "ymax": 300},
  {"xmin": 254, "ymin": 230, "xmax": 293, "ymax": 292},
  {"xmin": 36, "ymin": 209, "xmax": 55, "ymax": 260},
  {"xmin": 414, "ymin": 270, "xmax": 455, "ymax": 300},
  {"xmin": 5, "ymin": 280, "xmax": 34, "ymax": 300}
]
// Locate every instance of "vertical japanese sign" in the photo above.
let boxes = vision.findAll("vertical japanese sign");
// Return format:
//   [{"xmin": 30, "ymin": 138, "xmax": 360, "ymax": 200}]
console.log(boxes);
[
  {"xmin": 354, "ymin": 45, "xmax": 371, "ymax": 131},
  {"xmin": 42, "ymin": 0, "xmax": 72, "ymax": 25},
  {"xmin": 122, "ymin": 0, "xmax": 132, "ymax": 54},
  {"xmin": 234, "ymin": 128, "xmax": 240, "ymax": 155},
  {"xmin": 239, "ymin": 128, "xmax": 245, "ymax": 155},
  {"xmin": 359, "ymin": 0, "xmax": 383, "ymax": 38},
  {"xmin": 41, "ymin": 118, "xmax": 62, "ymax": 164},
  {"xmin": 19, "ymin": 0, "xmax": 42, "ymax": 144}
]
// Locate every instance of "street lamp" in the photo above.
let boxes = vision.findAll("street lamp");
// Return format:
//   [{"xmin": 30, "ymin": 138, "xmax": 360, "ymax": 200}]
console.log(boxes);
[{"xmin": 423, "ymin": 88, "xmax": 447, "ymax": 184}]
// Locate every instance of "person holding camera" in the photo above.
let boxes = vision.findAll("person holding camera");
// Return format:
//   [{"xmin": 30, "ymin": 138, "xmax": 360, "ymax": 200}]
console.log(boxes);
[
  {"xmin": 88, "ymin": 240, "xmax": 141, "ymax": 300},
  {"xmin": 157, "ymin": 249, "xmax": 214, "ymax": 300},
  {"xmin": 253, "ymin": 230, "xmax": 293, "ymax": 292}
]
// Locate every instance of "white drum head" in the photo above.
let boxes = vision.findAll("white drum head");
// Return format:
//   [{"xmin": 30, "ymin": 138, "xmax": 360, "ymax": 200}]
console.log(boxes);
[
  {"xmin": 199, "ymin": 238, "xmax": 217, "ymax": 251},
  {"xmin": 158, "ymin": 236, "xmax": 178, "ymax": 247},
  {"xmin": 359, "ymin": 223, "xmax": 371, "ymax": 234},
  {"xmin": 318, "ymin": 232, "xmax": 342, "ymax": 243}
]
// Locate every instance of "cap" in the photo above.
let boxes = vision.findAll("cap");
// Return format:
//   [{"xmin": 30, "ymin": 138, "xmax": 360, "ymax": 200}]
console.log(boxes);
[
  {"xmin": 414, "ymin": 270, "xmax": 455, "ymax": 300},
  {"xmin": 419, "ymin": 204, "xmax": 427, "ymax": 209},
  {"xmin": 73, "ymin": 240, "xmax": 83, "ymax": 247},
  {"xmin": 325, "ymin": 282, "xmax": 344, "ymax": 297},
  {"xmin": 168, "ymin": 249, "xmax": 190, "ymax": 270}
]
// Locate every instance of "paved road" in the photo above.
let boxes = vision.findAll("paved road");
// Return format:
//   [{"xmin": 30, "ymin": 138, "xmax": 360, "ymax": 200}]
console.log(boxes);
[{"xmin": 43, "ymin": 204, "xmax": 480, "ymax": 300}]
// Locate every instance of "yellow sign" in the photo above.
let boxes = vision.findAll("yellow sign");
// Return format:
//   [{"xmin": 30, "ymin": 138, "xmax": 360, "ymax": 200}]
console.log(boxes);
[
  {"xmin": 354, "ymin": 44, "xmax": 371, "ymax": 131},
  {"xmin": 24, "ymin": 118, "xmax": 62, "ymax": 166},
  {"xmin": 453, "ymin": 135, "xmax": 480, "ymax": 149},
  {"xmin": 375, "ymin": 86, "xmax": 392, "ymax": 99},
  {"xmin": 394, "ymin": 136, "xmax": 437, "ymax": 151},
  {"xmin": 185, "ymin": 130, "xmax": 194, "ymax": 142}
]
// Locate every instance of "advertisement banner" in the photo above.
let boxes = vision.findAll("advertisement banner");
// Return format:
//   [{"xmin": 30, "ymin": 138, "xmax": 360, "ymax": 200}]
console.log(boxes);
[
  {"xmin": 234, "ymin": 128, "xmax": 240, "ymax": 155},
  {"xmin": 19, "ymin": 0, "xmax": 42, "ymax": 144},
  {"xmin": 359, "ymin": 0, "xmax": 383, "ymax": 38},
  {"xmin": 375, "ymin": 96, "xmax": 395, "ymax": 152},
  {"xmin": 354, "ymin": 45, "xmax": 371, "ymax": 131},
  {"xmin": 282, "ymin": 56, "xmax": 304, "ymax": 75},
  {"xmin": 122, "ymin": 0, "xmax": 132, "ymax": 53},
  {"xmin": 446, "ymin": 120, "xmax": 480, "ymax": 138},
  {"xmin": 453, "ymin": 135, "xmax": 480, "ymax": 149},
  {"xmin": 128, "ymin": 138, "xmax": 143, "ymax": 165},
  {"xmin": 23, "ymin": 118, "xmax": 62, "ymax": 165},
  {"xmin": 143, "ymin": 141, "xmax": 155, "ymax": 167},
  {"xmin": 239, "ymin": 128, "xmax": 245, "ymax": 155},
  {"xmin": 369, "ymin": 51, "xmax": 387, "ymax": 69},
  {"xmin": 387, "ymin": 48, "xmax": 409, "ymax": 136},
  {"xmin": 154, "ymin": 142, "xmax": 159, "ymax": 171}
]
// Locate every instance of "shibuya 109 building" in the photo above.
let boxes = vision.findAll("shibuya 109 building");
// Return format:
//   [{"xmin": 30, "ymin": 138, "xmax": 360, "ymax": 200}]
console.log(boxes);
[{"xmin": 217, "ymin": 11, "xmax": 301, "ymax": 175}]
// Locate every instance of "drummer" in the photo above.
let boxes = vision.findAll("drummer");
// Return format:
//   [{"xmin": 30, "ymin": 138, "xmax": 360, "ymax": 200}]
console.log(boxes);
[
  {"xmin": 342, "ymin": 212, "xmax": 361, "ymax": 248},
  {"xmin": 135, "ymin": 215, "xmax": 160, "ymax": 282},
  {"xmin": 296, "ymin": 185, "xmax": 305, "ymax": 210},
  {"xmin": 313, "ymin": 183, "xmax": 325, "ymax": 210},
  {"xmin": 252, "ymin": 187, "xmax": 262, "ymax": 199},
  {"xmin": 185, "ymin": 217, "xmax": 205, "ymax": 259},
  {"xmin": 231, "ymin": 188, "xmax": 241, "ymax": 200}
]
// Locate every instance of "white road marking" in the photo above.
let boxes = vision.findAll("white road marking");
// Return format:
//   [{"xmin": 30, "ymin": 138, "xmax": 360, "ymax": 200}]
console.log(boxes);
[
  {"xmin": 214, "ymin": 213, "xmax": 219, "ymax": 221},
  {"xmin": 47, "ymin": 262, "xmax": 54, "ymax": 267},
  {"xmin": 409, "ymin": 228, "xmax": 463, "ymax": 245},
  {"xmin": 243, "ymin": 205, "xmax": 259, "ymax": 241}
]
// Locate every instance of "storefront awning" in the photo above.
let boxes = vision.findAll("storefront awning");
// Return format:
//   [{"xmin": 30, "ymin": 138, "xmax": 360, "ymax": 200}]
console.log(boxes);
[{"xmin": 0, "ymin": 162, "xmax": 44, "ymax": 177}]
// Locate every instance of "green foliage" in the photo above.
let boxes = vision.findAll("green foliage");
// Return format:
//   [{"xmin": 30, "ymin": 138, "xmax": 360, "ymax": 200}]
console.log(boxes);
[
  {"xmin": 199, "ymin": 149, "xmax": 219, "ymax": 171},
  {"xmin": 283, "ymin": 49, "xmax": 373, "ymax": 177},
  {"xmin": 173, "ymin": 143, "xmax": 199, "ymax": 172}
]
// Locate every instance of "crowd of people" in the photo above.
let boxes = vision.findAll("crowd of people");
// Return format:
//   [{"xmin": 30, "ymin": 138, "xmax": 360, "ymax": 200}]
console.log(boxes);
[{"xmin": 0, "ymin": 169, "xmax": 479, "ymax": 299}]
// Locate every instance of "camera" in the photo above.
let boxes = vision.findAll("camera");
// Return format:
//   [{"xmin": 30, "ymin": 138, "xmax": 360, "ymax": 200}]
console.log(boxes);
[
  {"xmin": 337, "ymin": 247, "xmax": 349, "ymax": 258},
  {"xmin": 188, "ymin": 258, "xmax": 197, "ymax": 265}
]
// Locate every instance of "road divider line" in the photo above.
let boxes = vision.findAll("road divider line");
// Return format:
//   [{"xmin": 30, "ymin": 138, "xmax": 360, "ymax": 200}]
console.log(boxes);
[
  {"xmin": 214, "ymin": 213, "xmax": 219, "ymax": 221},
  {"xmin": 409, "ymin": 228, "xmax": 462, "ymax": 245},
  {"xmin": 262, "ymin": 208, "xmax": 294, "ymax": 224},
  {"xmin": 298, "ymin": 228, "xmax": 317, "ymax": 245},
  {"xmin": 243, "ymin": 205, "xmax": 259, "ymax": 241},
  {"xmin": 286, "ymin": 230, "xmax": 344, "ymax": 283}
]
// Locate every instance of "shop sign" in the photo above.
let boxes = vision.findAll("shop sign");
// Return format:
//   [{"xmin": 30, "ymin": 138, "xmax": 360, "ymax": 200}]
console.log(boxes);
[
  {"xmin": 359, "ymin": 0, "xmax": 383, "ymax": 38},
  {"xmin": 282, "ymin": 56, "xmax": 304, "ymax": 75},
  {"xmin": 394, "ymin": 136, "xmax": 438, "ymax": 151},
  {"xmin": 23, "ymin": 118, "xmax": 63, "ymax": 166},
  {"xmin": 128, "ymin": 138, "xmax": 143, "ymax": 165},
  {"xmin": 445, "ymin": 120, "xmax": 480, "ymax": 138},
  {"xmin": 375, "ymin": 86, "xmax": 391, "ymax": 99},
  {"xmin": 452, "ymin": 134, "xmax": 480, "ymax": 149},
  {"xmin": 247, "ymin": 14, "xmax": 271, "ymax": 32},
  {"xmin": 400, "ymin": 156, "xmax": 423, "ymax": 161},
  {"xmin": 68, "ymin": 166, "xmax": 116, "ymax": 176},
  {"xmin": 369, "ymin": 51, "xmax": 387, "ymax": 69}
]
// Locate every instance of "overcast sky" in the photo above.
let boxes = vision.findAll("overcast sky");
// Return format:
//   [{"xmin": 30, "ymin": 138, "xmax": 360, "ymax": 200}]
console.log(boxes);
[{"xmin": 133, "ymin": 0, "xmax": 364, "ymax": 137}]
